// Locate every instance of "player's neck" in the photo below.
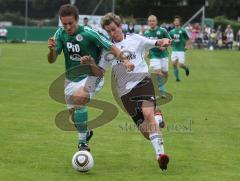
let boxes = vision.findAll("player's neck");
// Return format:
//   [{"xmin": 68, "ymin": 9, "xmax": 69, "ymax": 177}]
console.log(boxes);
[
  {"xmin": 150, "ymin": 26, "xmax": 158, "ymax": 30},
  {"xmin": 175, "ymin": 26, "xmax": 181, "ymax": 29}
]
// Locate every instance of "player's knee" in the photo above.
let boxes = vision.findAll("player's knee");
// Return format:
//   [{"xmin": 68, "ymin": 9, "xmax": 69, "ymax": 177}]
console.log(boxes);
[
  {"xmin": 72, "ymin": 96, "xmax": 89, "ymax": 106},
  {"xmin": 179, "ymin": 63, "xmax": 185, "ymax": 68},
  {"xmin": 173, "ymin": 61, "xmax": 178, "ymax": 67},
  {"xmin": 72, "ymin": 87, "xmax": 89, "ymax": 106},
  {"xmin": 162, "ymin": 71, "xmax": 168, "ymax": 77},
  {"xmin": 142, "ymin": 110, "xmax": 153, "ymax": 122},
  {"xmin": 154, "ymin": 69, "xmax": 162, "ymax": 75}
]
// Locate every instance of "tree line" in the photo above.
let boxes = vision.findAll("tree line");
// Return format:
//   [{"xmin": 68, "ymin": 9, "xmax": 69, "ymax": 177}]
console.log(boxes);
[{"xmin": 0, "ymin": 0, "xmax": 239, "ymax": 20}]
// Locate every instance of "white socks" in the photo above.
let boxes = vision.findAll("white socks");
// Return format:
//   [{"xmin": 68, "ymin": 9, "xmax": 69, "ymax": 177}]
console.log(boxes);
[
  {"xmin": 149, "ymin": 132, "xmax": 164, "ymax": 156},
  {"xmin": 155, "ymin": 114, "xmax": 163, "ymax": 125}
]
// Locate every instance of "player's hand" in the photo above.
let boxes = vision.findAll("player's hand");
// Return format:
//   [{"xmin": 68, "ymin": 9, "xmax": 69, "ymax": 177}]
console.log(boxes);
[
  {"xmin": 124, "ymin": 60, "xmax": 135, "ymax": 72},
  {"xmin": 185, "ymin": 45, "xmax": 190, "ymax": 50},
  {"xmin": 80, "ymin": 56, "xmax": 95, "ymax": 65},
  {"xmin": 160, "ymin": 38, "xmax": 171, "ymax": 47},
  {"xmin": 159, "ymin": 47, "xmax": 166, "ymax": 51},
  {"xmin": 48, "ymin": 37, "xmax": 56, "ymax": 51},
  {"xmin": 157, "ymin": 38, "xmax": 171, "ymax": 47}
]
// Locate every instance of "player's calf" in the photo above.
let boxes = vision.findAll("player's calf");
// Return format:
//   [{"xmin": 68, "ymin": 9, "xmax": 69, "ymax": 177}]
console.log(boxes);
[{"xmin": 179, "ymin": 63, "xmax": 190, "ymax": 76}]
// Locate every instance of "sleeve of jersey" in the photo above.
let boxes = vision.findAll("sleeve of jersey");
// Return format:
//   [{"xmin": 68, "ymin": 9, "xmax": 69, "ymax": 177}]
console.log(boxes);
[
  {"xmin": 53, "ymin": 29, "xmax": 63, "ymax": 54},
  {"xmin": 136, "ymin": 34, "xmax": 157, "ymax": 49},
  {"xmin": 184, "ymin": 29, "xmax": 190, "ymax": 40},
  {"xmin": 169, "ymin": 31, "xmax": 173, "ymax": 39},
  {"xmin": 143, "ymin": 31, "xmax": 148, "ymax": 37},
  {"xmin": 98, "ymin": 50, "xmax": 111, "ymax": 70},
  {"xmin": 164, "ymin": 29, "xmax": 171, "ymax": 39},
  {"xmin": 85, "ymin": 28, "xmax": 113, "ymax": 50}
]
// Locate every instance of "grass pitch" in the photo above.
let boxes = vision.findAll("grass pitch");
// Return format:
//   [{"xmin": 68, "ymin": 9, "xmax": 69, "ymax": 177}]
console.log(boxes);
[{"xmin": 0, "ymin": 43, "xmax": 240, "ymax": 180}]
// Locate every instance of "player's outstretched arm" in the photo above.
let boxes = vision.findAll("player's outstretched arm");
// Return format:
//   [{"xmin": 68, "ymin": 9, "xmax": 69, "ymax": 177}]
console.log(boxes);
[
  {"xmin": 110, "ymin": 45, "xmax": 135, "ymax": 71},
  {"xmin": 80, "ymin": 56, "xmax": 105, "ymax": 77},
  {"xmin": 47, "ymin": 37, "xmax": 58, "ymax": 64},
  {"xmin": 185, "ymin": 39, "xmax": 191, "ymax": 50},
  {"xmin": 156, "ymin": 38, "xmax": 171, "ymax": 48}
]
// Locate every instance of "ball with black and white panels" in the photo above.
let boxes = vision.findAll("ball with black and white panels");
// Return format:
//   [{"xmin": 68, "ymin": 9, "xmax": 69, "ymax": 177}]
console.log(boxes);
[{"xmin": 72, "ymin": 150, "xmax": 94, "ymax": 172}]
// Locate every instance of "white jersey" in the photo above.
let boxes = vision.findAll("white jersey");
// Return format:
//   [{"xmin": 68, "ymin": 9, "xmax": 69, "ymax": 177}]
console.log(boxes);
[
  {"xmin": 99, "ymin": 33, "xmax": 157, "ymax": 97},
  {"xmin": 0, "ymin": 28, "xmax": 7, "ymax": 36}
]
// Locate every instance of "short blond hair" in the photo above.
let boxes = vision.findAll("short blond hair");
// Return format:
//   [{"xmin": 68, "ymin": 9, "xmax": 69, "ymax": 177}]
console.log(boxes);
[
  {"xmin": 101, "ymin": 12, "xmax": 122, "ymax": 28},
  {"xmin": 148, "ymin": 15, "xmax": 158, "ymax": 22}
]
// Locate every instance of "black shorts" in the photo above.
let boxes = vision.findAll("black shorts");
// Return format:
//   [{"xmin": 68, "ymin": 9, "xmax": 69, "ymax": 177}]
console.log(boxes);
[{"xmin": 121, "ymin": 77, "xmax": 156, "ymax": 126}]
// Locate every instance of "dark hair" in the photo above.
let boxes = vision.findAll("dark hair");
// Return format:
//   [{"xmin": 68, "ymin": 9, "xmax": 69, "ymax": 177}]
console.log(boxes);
[
  {"xmin": 59, "ymin": 4, "xmax": 79, "ymax": 20},
  {"xmin": 174, "ymin": 15, "xmax": 181, "ymax": 21},
  {"xmin": 83, "ymin": 17, "xmax": 88, "ymax": 20}
]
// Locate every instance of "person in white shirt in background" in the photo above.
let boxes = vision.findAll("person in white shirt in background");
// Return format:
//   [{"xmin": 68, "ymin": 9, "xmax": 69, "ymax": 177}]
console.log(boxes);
[{"xmin": 0, "ymin": 25, "xmax": 8, "ymax": 43}]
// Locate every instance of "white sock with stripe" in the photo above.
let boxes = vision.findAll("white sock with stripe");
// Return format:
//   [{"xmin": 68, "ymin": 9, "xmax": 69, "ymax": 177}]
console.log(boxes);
[{"xmin": 149, "ymin": 132, "xmax": 164, "ymax": 157}]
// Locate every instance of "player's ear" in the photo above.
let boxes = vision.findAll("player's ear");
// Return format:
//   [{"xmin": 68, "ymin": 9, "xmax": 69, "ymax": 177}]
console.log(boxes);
[{"xmin": 75, "ymin": 15, "xmax": 79, "ymax": 22}]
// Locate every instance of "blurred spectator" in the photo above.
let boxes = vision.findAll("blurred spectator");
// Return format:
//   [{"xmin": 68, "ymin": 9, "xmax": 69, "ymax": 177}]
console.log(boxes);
[
  {"xmin": 222, "ymin": 32, "xmax": 228, "ymax": 48},
  {"xmin": 237, "ymin": 29, "xmax": 240, "ymax": 50},
  {"xmin": 202, "ymin": 31, "xmax": 209, "ymax": 47},
  {"xmin": 185, "ymin": 24, "xmax": 192, "ymax": 33},
  {"xmin": 83, "ymin": 17, "xmax": 91, "ymax": 27},
  {"xmin": 0, "ymin": 25, "xmax": 7, "ymax": 43},
  {"xmin": 191, "ymin": 23, "xmax": 200, "ymax": 41},
  {"xmin": 225, "ymin": 25, "xmax": 234, "ymax": 49},
  {"xmin": 121, "ymin": 21, "xmax": 128, "ymax": 34},
  {"xmin": 209, "ymin": 29, "xmax": 217, "ymax": 50},
  {"xmin": 217, "ymin": 25, "xmax": 222, "ymax": 32},
  {"xmin": 215, "ymin": 26, "xmax": 223, "ymax": 49},
  {"xmin": 205, "ymin": 24, "xmax": 211, "ymax": 37},
  {"xmin": 161, "ymin": 22, "xmax": 167, "ymax": 30},
  {"xmin": 194, "ymin": 32, "xmax": 203, "ymax": 49},
  {"xmin": 127, "ymin": 22, "xmax": 135, "ymax": 33},
  {"xmin": 91, "ymin": 20, "xmax": 100, "ymax": 30},
  {"xmin": 166, "ymin": 23, "xmax": 174, "ymax": 32},
  {"xmin": 139, "ymin": 24, "xmax": 147, "ymax": 35}
]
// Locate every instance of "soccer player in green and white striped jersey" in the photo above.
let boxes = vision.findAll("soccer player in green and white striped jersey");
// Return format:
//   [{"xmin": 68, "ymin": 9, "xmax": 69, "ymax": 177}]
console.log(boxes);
[
  {"xmin": 169, "ymin": 16, "xmax": 191, "ymax": 82},
  {"xmin": 144, "ymin": 15, "xmax": 171, "ymax": 98},
  {"xmin": 47, "ymin": 4, "xmax": 133, "ymax": 152}
]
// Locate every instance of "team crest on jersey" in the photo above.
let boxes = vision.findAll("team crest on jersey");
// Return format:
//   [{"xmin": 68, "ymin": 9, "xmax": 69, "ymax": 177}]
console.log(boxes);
[
  {"xmin": 179, "ymin": 30, "xmax": 182, "ymax": 34},
  {"xmin": 76, "ymin": 34, "xmax": 83, "ymax": 41},
  {"xmin": 156, "ymin": 31, "xmax": 161, "ymax": 35}
]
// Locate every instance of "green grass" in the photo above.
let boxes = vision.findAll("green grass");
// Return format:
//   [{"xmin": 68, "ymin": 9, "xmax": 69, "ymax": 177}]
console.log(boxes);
[{"xmin": 0, "ymin": 43, "xmax": 240, "ymax": 181}]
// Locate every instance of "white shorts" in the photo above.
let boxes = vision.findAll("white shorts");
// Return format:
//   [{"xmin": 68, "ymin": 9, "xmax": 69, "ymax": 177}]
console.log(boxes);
[
  {"xmin": 171, "ymin": 51, "xmax": 185, "ymax": 64},
  {"xmin": 64, "ymin": 76, "xmax": 104, "ymax": 109},
  {"xmin": 149, "ymin": 58, "xmax": 169, "ymax": 72}
]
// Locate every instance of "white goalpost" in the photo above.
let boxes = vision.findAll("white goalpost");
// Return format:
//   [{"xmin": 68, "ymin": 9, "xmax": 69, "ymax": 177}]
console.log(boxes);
[{"xmin": 183, "ymin": 6, "xmax": 206, "ymax": 33}]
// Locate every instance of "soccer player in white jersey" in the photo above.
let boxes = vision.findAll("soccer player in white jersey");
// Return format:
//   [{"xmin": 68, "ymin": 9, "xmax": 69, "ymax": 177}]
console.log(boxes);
[{"xmin": 99, "ymin": 13, "xmax": 171, "ymax": 170}]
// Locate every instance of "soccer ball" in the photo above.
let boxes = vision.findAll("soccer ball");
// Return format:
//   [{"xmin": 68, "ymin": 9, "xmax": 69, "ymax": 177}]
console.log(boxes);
[
  {"xmin": 209, "ymin": 46, "xmax": 214, "ymax": 51},
  {"xmin": 72, "ymin": 150, "xmax": 94, "ymax": 172}
]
